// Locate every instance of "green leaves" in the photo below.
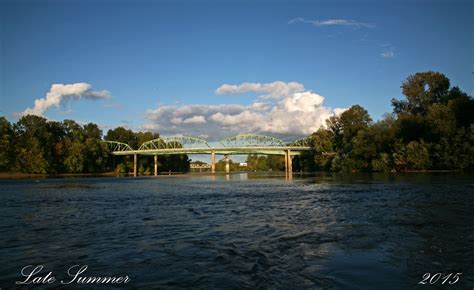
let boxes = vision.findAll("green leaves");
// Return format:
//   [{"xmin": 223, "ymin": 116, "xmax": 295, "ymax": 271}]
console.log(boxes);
[{"xmin": 296, "ymin": 71, "xmax": 474, "ymax": 172}]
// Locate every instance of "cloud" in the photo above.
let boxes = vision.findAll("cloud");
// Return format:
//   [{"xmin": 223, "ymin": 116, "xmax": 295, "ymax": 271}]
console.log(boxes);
[
  {"xmin": 18, "ymin": 83, "xmax": 111, "ymax": 117},
  {"xmin": 216, "ymin": 81, "xmax": 305, "ymax": 99},
  {"xmin": 143, "ymin": 81, "xmax": 346, "ymax": 140},
  {"xmin": 182, "ymin": 115, "xmax": 206, "ymax": 124},
  {"xmin": 289, "ymin": 17, "xmax": 375, "ymax": 29},
  {"xmin": 380, "ymin": 47, "xmax": 396, "ymax": 58}
]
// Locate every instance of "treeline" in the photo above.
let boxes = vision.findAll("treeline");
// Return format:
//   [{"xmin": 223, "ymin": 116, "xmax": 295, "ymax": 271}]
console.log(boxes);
[
  {"xmin": 0, "ymin": 117, "xmax": 190, "ymax": 174},
  {"xmin": 246, "ymin": 154, "xmax": 286, "ymax": 171},
  {"xmin": 293, "ymin": 71, "xmax": 474, "ymax": 172},
  {"xmin": 191, "ymin": 155, "xmax": 285, "ymax": 172}
]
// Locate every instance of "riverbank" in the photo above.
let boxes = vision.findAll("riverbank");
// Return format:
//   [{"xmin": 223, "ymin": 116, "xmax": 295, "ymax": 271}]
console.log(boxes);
[
  {"xmin": 0, "ymin": 171, "xmax": 117, "ymax": 179},
  {"xmin": 0, "ymin": 169, "xmax": 466, "ymax": 180},
  {"xmin": 0, "ymin": 171, "xmax": 201, "ymax": 179}
]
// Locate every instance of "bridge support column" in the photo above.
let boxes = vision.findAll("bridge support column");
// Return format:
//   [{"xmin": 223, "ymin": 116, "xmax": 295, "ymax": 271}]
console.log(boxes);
[
  {"xmin": 133, "ymin": 154, "xmax": 138, "ymax": 177},
  {"xmin": 284, "ymin": 151, "xmax": 288, "ymax": 172},
  {"xmin": 224, "ymin": 154, "xmax": 230, "ymax": 174},
  {"xmin": 154, "ymin": 154, "xmax": 158, "ymax": 176},
  {"xmin": 211, "ymin": 151, "xmax": 216, "ymax": 174},
  {"xmin": 287, "ymin": 149, "xmax": 292, "ymax": 173}
]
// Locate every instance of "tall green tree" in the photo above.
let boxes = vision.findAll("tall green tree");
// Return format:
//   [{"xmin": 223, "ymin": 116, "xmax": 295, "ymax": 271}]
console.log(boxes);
[
  {"xmin": 0, "ymin": 117, "xmax": 14, "ymax": 171},
  {"xmin": 312, "ymin": 129, "xmax": 334, "ymax": 170},
  {"xmin": 327, "ymin": 105, "xmax": 372, "ymax": 151},
  {"xmin": 13, "ymin": 115, "xmax": 54, "ymax": 173},
  {"xmin": 392, "ymin": 71, "xmax": 450, "ymax": 115}
]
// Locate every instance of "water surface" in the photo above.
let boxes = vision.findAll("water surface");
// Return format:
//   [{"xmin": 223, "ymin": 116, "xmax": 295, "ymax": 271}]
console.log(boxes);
[{"xmin": 0, "ymin": 173, "xmax": 473, "ymax": 289}]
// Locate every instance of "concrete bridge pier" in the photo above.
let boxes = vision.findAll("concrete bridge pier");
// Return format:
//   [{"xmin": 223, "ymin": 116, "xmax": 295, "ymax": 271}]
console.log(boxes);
[
  {"xmin": 133, "ymin": 154, "xmax": 138, "ymax": 177},
  {"xmin": 211, "ymin": 151, "xmax": 216, "ymax": 174},
  {"xmin": 224, "ymin": 154, "xmax": 230, "ymax": 174},
  {"xmin": 284, "ymin": 149, "xmax": 293, "ymax": 173},
  {"xmin": 154, "ymin": 154, "xmax": 158, "ymax": 176},
  {"xmin": 288, "ymin": 149, "xmax": 292, "ymax": 173}
]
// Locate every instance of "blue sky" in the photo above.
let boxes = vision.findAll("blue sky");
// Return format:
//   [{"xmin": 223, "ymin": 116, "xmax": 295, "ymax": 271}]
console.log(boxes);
[{"xmin": 1, "ymin": 0, "xmax": 473, "ymax": 140}]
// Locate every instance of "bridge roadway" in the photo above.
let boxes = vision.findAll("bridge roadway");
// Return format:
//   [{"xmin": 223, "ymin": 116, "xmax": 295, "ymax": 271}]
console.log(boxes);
[{"xmin": 105, "ymin": 134, "xmax": 313, "ymax": 176}]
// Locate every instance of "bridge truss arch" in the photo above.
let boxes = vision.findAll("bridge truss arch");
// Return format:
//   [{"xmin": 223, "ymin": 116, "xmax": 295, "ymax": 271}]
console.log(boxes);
[
  {"xmin": 104, "ymin": 140, "xmax": 134, "ymax": 152},
  {"xmin": 288, "ymin": 136, "xmax": 313, "ymax": 148},
  {"xmin": 220, "ymin": 134, "xmax": 285, "ymax": 147},
  {"xmin": 138, "ymin": 136, "xmax": 211, "ymax": 150}
]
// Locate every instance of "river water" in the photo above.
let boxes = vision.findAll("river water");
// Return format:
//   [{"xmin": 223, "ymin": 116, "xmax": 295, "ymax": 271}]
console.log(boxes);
[{"xmin": 0, "ymin": 173, "xmax": 473, "ymax": 289}]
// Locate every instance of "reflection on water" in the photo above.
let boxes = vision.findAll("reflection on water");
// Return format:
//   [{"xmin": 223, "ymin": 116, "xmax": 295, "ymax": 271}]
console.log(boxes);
[{"xmin": 0, "ymin": 173, "xmax": 472, "ymax": 289}]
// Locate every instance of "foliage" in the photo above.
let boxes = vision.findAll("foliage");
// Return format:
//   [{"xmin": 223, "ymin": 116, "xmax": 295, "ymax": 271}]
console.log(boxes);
[
  {"xmin": 392, "ymin": 71, "xmax": 450, "ymax": 115},
  {"xmin": 214, "ymin": 158, "xmax": 243, "ymax": 172},
  {"xmin": 312, "ymin": 129, "xmax": 334, "ymax": 170},
  {"xmin": 0, "ymin": 117, "xmax": 14, "ymax": 171},
  {"xmin": 246, "ymin": 154, "xmax": 285, "ymax": 171},
  {"xmin": 299, "ymin": 71, "xmax": 474, "ymax": 172},
  {"xmin": 0, "ymin": 116, "xmax": 189, "ymax": 174}
]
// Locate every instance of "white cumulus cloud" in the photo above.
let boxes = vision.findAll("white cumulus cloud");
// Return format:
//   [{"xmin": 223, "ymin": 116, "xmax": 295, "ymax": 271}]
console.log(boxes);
[
  {"xmin": 18, "ymin": 83, "xmax": 111, "ymax": 117},
  {"xmin": 143, "ymin": 81, "xmax": 346, "ymax": 140}
]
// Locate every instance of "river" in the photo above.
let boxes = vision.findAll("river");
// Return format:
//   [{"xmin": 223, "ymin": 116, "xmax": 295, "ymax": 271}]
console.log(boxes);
[{"xmin": 0, "ymin": 173, "xmax": 472, "ymax": 289}]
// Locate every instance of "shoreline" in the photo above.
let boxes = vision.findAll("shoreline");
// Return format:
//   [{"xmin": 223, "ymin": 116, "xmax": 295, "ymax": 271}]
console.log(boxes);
[
  {"xmin": 0, "ymin": 169, "xmax": 467, "ymax": 180},
  {"xmin": 0, "ymin": 171, "xmax": 118, "ymax": 179}
]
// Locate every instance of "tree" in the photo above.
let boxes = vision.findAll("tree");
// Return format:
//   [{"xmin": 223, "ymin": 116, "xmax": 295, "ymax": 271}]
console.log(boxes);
[
  {"xmin": 105, "ymin": 127, "xmax": 137, "ymax": 148},
  {"xmin": 326, "ymin": 105, "xmax": 372, "ymax": 171},
  {"xmin": 63, "ymin": 120, "xmax": 86, "ymax": 173},
  {"xmin": 406, "ymin": 141, "xmax": 431, "ymax": 170},
  {"xmin": 61, "ymin": 121, "xmax": 107, "ymax": 173},
  {"xmin": 426, "ymin": 103, "xmax": 457, "ymax": 140},
  {"xmin": 157, "ymin": 155, "xmax": 190, "ymax": 173},
  {"xmin": 105, "ymin": 127, "xmax": 137, "ymax": 172},
  {"xmin": 246, "ymin": 154, "xmax": 285, "ymax": 171},
  {"xmin": 64, "ymin": 141, "xmax": 85, "ymax": 173},
  {"xmin": 327, "ymin": 105, "xmax": 372, "ymax": 152},
  {"xmin": 394, "ymin": 113, "xmax": 428, "ymax": 142},
  {"xmin": 13, "ymin": 115, "xmax": 53, "ymax": 173},
  {"xmin": 266, "ymin": 155, "xmax": 285, "ymax": 171},
  {"xmin": 312, "ymin": 129, "xmax": 334, "ymax": 170},
  {"xmin": 390, "ymin": 71, "xmax": 474, "ymax": 171},
  {"xmin": 392, "ymin": 140, "xmax": 431, "ymax": 170},
  {"xmin": 136, "ymin": 131, "xmax": 160, "ymax": 146},
  {"xmin": 392, "ymin": 71, "xmax": 450, "ymax": 115},
  {"xmin": 446, "ymin": 87, "xmax": 474, "ymax": 128},
  {"xmin": 0, "ymin": 117, "xmax": 14, "ymax": 171}
]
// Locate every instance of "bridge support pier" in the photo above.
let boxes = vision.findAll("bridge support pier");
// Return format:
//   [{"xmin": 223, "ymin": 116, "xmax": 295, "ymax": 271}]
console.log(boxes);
[
  {"xmin": 211, "ymin": 151, "xmax": 215, "ymax": 174},
  {"xmin": 224, "ymin": 154, "xmax": 230, "ymax": 174},
  {"xmin": 154, "ymin": 154, "xmax": 158, "ymax": 176},
  {"xmin": 287, "ymin": 149, "xmax": 292, "ymax": 173},
  {"xmin": 284, "ymin": 149, "xmax": 292, "ymax": 173},
  {"xmin": 133, "ymin": 154, "xmax": 138, "ymax": 177}
]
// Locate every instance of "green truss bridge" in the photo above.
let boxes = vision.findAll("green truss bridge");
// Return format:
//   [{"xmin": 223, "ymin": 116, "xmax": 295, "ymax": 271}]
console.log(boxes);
[{"xmin": 105, "ymin": 134, "xmax": 314, "ymax": 176}]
